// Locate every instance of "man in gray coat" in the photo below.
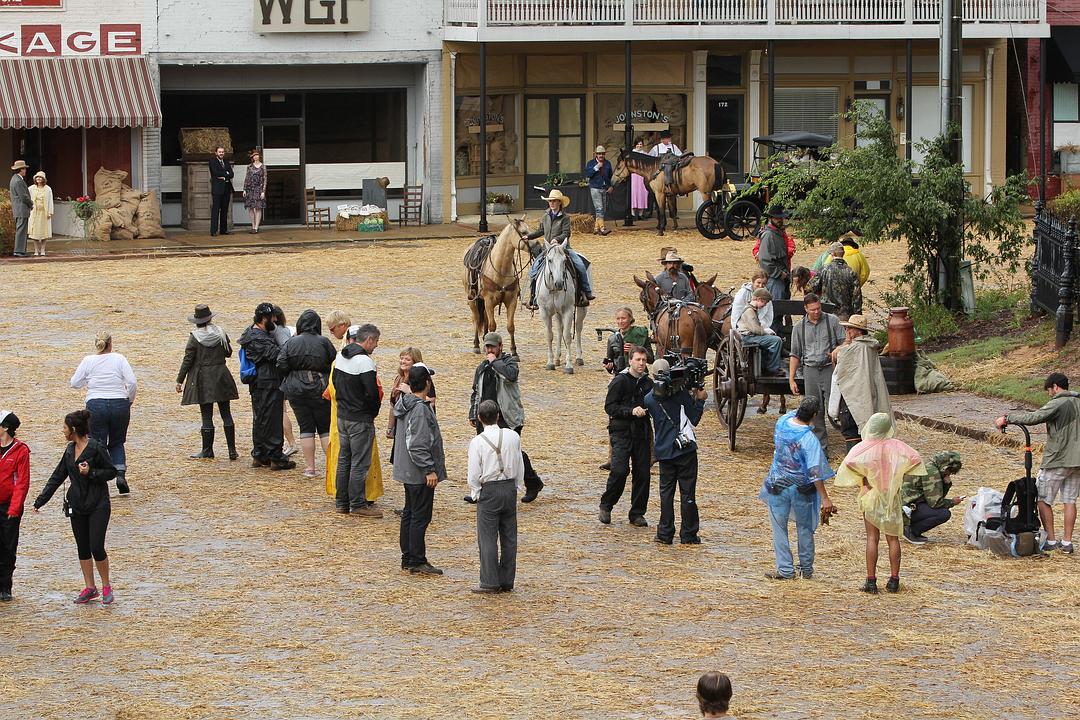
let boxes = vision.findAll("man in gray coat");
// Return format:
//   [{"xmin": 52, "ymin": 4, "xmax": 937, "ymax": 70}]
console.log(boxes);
[
  {"xmin": 8, "ymin": 161, "xmax": 32, "ymax": 257},
  {"xmin": 758, "ymin": 205, "xmax": 791, "ymax": 334},
  {"xmin": 393, "ymin": 365, "xmax": 447, "ymax": 575}
]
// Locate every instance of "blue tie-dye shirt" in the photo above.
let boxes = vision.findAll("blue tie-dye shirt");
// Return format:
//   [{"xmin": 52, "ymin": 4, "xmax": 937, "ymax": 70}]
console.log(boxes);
[{"xmin": 764, "ymin": 411, "xmax": 834, "ymax": 490}]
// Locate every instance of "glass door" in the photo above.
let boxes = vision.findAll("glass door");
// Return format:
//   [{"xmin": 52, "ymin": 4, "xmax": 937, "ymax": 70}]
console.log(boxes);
[
  {"xmin": 524, "ymin": 95, "xmax": 584, "ymax": 209},
  {"xmin": 854, "ymin": 95, "xmax": 889, "ymax": 148},
  {"xmin": 260, "ymin": 121, "xmax": 303, "ymax": 224},
  {"xmin": 707, "ymin": 94, "xmax": 743, "ymax": 180}
]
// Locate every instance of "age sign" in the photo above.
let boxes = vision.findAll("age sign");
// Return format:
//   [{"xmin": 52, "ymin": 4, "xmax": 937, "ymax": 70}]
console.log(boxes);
[{"xmin": 0, "ymin": 23, "xmax": 141, "ymax": 56}]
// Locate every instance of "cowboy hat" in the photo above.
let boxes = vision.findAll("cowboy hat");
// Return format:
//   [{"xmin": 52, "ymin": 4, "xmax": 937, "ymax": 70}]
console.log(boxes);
[
  {"xmin": 539, "ymin": 188, "xmax": 570, "ymax": 208},
  {"xmin": 594, "ymin": 145, "xmax": 607, "ymax": 154},
  {"xmin": 32, "ymin": 171, "xmax": 47, "ymax": 182},
  {"xmin": 839, "ymin": 314, "xmax": 869, "ymax": 331},
  {"xmin": 659, "ymin": 250, "xmax": 684, "ymax": 264},
  {"xmin": 188, "ymin": 304, "xmax": 215, "ymax": 324},
  {"xmin": 10, "ymin": 160, "xmax": 27, "ymax": 171},
  {"xmin": 766, "ymin": 204, "xmax": 790, "ymax": 219}
]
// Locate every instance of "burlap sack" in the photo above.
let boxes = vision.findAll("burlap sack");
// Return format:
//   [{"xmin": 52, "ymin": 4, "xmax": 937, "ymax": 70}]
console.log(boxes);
[
  {"xmin": 135, "ymin": 191, "xmax": 166, "ymax": 239},
  {"xmin": 91, "ymin": 214, "xmax": 112, "ymax": 242},
  {"xmin": 109, "ymin": 188, "xmax": 141, "ymax": 233},
  {"xmin": 93, "ymin": 168, "xmax": 128, "ymax": 209},
  {"xmin": 104, "ymin": 208, "xmax": 131, "ymax": 240},
  {"xmin": 110, "ymin": 226, "xmax": 135, "ymax": 242}
]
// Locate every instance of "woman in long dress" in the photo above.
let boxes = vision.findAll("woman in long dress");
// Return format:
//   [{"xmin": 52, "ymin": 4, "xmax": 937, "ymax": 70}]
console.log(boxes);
[
  {"xmin": 630, "ymin": 138, "xmax": 650, "ymax": 219},
  {"xmin": 323, "ymin": 312, "xmax": 383, "ymax": 506},
  {"xmin": 242, "ymin": 150, "xmax": 267, "ymax": 234},
  {"xmin": 28, "ymin": 170, "xmax": 53, "ymax": 256}
]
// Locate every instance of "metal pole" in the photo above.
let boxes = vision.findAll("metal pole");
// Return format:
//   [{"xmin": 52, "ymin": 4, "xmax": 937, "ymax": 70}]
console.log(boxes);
[
  {"xmin": 906, "ymin": 39, "xmax": 913, "ymax": 162},
  {"xmin": 624, "ymin": 40, "xmax": 634, "ymax": 227},
  {"xmin": 479, "ymin": 42, "xmax": 489, "ymax": 233},
  {"xmin": 939, "ymin": 0, "xmax": 952, "ymax": 142},
  {"xmin": 949, "ymin": 0, "xmax": 963, "ymax": 163},
  {"xmin": 1039, "ymin": 36, "xmax": 1047, "ymax": 205},
  {"xmin": 767, "ymin": 40, "xmax": 775, "ymax": 134}
]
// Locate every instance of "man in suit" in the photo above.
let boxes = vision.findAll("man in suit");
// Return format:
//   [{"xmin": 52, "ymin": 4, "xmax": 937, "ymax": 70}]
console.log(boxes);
[
  {"xmin": 8, "ymin": 160, "xmax": 32, "ymax": 257},
  {"xmin": 208, "ymin": 146, "xmax": 234, "ymax": 237}
]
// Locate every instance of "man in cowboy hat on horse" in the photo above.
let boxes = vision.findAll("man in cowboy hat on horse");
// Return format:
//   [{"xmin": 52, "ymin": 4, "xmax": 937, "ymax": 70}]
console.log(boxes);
[
  {"xmin": 8, "ymin": 160, "xmax": 33, "ymax": 257},
  {"xmin": 656, "ymin": 249, "xmax": 694, "ymax": 302},
  {"xmin": 524, "ymin": 188, "xmax": 595, "ymax": 310}
]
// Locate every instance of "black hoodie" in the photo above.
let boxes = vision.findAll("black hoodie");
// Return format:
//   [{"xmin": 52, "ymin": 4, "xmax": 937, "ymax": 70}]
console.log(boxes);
[
  {"xmin": 333, "ymin": 342, "xmax": 381, "ymax": 422},
  {"xmin": 277, "ymin": 309, "xmax": 337, "ymax": 400},
  {"xmin": 238, "ymin": 323, "xmax": 282, "ymax": 390}
]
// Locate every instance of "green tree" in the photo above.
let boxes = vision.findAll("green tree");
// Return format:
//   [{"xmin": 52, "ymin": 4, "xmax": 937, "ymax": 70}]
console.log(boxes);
[{"xmin": 750, "ymin": 103, "xmax": 1029, "ymax": 310}]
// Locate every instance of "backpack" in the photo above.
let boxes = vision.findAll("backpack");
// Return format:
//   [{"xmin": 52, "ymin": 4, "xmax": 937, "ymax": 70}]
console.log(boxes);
[
  {"xmin": 238, "ymin": 348, "xmax": 257, "ymax": 385},
  {"xmin": 999, "ymin": 475, "xmax": 1040, "ymax": 535}
]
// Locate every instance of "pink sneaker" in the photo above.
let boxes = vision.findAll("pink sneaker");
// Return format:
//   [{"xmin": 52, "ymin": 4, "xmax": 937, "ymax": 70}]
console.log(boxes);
[
  {"xmin": 74, "ymin": 587, "xmax": 99, "ymax": 604},
  {"xmin": 101, "ymin": 585, "xmax": 114, "ymax": 605}
]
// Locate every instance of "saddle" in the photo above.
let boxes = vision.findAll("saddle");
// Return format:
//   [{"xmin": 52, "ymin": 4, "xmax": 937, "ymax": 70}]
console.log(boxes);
[
  {"xmin": 658, "ymin": 152, "xmax": 695, "ymax": 194},
  {"xmin": 464, "ymin": 234, "xmax": 498, "ymax": 300},
  {"xmin": 535, "ymin": 253, "xmax": 591, "ymax": 308}
]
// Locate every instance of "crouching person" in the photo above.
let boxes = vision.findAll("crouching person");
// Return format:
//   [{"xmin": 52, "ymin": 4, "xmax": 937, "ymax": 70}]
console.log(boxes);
[
  {"xmin": 394, "ymin": 365, "xmax": 447, "ymax": 576},
  {"xmin": 901, "ymin": 451, "xmax": 964, "ymax": 544},
  {"xmin": 761, "ymin": 397, "xmax": 835, "ymax": 580}
]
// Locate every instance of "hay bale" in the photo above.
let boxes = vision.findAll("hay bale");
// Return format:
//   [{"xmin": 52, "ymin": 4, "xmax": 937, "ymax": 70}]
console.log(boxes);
[
  {"xmin": 179, "ymin": 127, "xmax": 232, "ymax": 160},
  {"xmin": 569, "ymin": 212, "xmax": 595, "ymax": 233},
  {"xmin": 93, "ymin": 167, "xmax": 128, "ymax": 209},
  {"xmin": 135, "ymin": 191, "xmax": 166, "ymax": 239}
]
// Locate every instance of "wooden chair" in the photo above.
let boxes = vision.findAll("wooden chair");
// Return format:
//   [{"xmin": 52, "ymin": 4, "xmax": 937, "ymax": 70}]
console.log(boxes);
[
  {"xmin": 305, "ymin": 188, "xmax": 331, "ymax": 230},
  {"xmin": 397, "ymin": 184, "xmax": 423, "ymax": 227}
]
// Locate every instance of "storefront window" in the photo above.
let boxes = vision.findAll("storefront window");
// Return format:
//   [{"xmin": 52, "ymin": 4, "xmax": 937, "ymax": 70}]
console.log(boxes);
[
  {"xmin": 593, "ymin": 93, "xmax": 687, "ymax": 157},
  {"xmin": 306, "ymin": 90, "xmax": 406, "ymax": 164},
  {"xmin": 455, "ymin": 94, "xmax": 519, "ymax": 176},
  {"xmin": 161, "ymin": 93, "xmax": 258, "ymax": 164},
  {"xmin": 707, "ymin": 56, "xmax": 742, "ymax": 87}
]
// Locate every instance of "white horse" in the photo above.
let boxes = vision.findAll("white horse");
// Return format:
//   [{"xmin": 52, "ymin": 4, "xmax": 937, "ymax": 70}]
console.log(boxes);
[{"xmin": 536, "ymin": 239, "xmax": 587, "ymax": 373}]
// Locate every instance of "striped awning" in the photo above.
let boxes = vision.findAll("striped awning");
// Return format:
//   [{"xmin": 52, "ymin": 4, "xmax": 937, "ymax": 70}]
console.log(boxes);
[{"xmin": 0, "ymin": 56, "xmax": 161, "ymax": 130}]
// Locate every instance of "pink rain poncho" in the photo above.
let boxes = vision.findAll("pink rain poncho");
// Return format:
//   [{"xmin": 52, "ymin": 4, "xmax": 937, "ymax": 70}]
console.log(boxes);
[{"xmin": 834, "ymin": 412, "xmax": 926, "ymax": 536}]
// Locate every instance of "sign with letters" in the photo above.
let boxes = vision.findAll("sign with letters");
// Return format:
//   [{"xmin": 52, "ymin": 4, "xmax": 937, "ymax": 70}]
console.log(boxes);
[
  {"xmin": 255, "ymin": 0, "xmax": 369, "ymax": 33},
  {"xmin": 0, "ymin": 0, "xmax": 64, "ymax": 9},
  {"xmin": 0, "ymin": 24, "xmax": 141, "ymax": 55}
]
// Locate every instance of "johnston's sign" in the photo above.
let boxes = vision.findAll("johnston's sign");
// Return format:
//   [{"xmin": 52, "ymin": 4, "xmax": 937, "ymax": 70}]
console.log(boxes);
[{"xmin": 255, "ymin": 0, "xmax": 369, "ymax": 32}]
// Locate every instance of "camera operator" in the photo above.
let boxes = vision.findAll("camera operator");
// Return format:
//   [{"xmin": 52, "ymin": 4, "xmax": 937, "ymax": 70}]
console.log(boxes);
[
  {"xmin": 644, "ymin": 357, "xmax": 708, "ymax": 545},
  {"xmin": 599, "ymin": 346, "xmax": 653, "ymax": 527}
]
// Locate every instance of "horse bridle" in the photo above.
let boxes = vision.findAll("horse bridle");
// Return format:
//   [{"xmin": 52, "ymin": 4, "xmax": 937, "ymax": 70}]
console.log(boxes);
[{"xmin": 480, "ymin": 223, "xmax": 534, "ymax": 294}]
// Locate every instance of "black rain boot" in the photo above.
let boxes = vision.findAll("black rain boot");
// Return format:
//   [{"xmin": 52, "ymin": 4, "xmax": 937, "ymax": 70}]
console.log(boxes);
[
  {"xmin": 191, "ymin": 428, "xmax": 215, "ymax": 459},
  {"xmin": 223, "ymin": 424, "xmax": 239, "ymax": 461},
  {"xmin": 115, "ymin": 468, "xmax": 130, "ymax": 495}
]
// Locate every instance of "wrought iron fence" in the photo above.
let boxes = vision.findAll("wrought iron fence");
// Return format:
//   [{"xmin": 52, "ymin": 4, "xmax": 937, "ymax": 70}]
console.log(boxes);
[{"xmin": 1029, "ymin": 203, "xmax": 1079, "ymax": 347}]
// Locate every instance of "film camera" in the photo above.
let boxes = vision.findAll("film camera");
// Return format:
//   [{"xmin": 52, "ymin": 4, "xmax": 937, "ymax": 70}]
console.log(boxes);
[
  {"xmin": 653, "ymin": 353, "xmax": 709, "ymax": 397},
  {"xmin": 596, "ymin": 327, "xmax": 622, "ymax": 374}
]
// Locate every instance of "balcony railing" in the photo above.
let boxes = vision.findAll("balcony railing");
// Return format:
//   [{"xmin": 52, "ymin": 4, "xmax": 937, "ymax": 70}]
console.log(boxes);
[{"xmin": 445, "ymin": 0, "xmax": 1045, "ymax": 26}]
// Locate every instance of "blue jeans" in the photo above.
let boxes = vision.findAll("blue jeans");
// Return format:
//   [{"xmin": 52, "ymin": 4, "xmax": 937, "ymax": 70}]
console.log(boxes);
[
  {"xmin": 589, "ymin": 187, "xmax": 606, "ymax": 219},
  {"xmin": 529, "ymin": 250, "xmax": 593, "ymax": 297},
  {"xmin": 86, "ymin": 398, "xmax": 131, "ymax": 472},
  {"xmin": 741, "ymin": 333, "xmax": 783, "ymax": 373},
  {"xmin": 764, "ymin": 484, "xmax": 820, "ymax": 578}
]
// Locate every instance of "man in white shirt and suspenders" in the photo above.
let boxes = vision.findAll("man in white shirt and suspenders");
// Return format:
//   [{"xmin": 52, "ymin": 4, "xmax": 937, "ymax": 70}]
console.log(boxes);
[{"xmin": 467, "ymin": 400, "xmax": 525, "ymax": 594}]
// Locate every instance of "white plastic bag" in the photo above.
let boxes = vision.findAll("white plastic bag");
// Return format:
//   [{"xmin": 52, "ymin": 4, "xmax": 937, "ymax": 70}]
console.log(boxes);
[{"xmin": 964, "ymin": 486, "xmax": 1003, "ymax": 548}]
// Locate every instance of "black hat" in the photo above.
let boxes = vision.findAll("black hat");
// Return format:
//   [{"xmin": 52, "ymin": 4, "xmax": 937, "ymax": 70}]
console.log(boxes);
[
  {"xmin": 0, "ymin": 410, "xmax": 20, "ymax": 435},
  {"xmin": 254, "ymin": 302, "xmax": 275, "ymax": 321},
  {"xmin": 766, "ymin": 204, "xmax": 790, "ymax": 219},
  {"xmin": 660, "ymin": 129, "xmax": 673, "ymax": 139},
  {"xmin": 188, "ymin": 304, "xmax": 214, "ymax": 324}
]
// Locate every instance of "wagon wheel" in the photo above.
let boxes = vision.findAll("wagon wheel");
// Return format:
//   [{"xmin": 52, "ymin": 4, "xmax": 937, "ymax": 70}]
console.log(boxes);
[
  {"xmin": 713, "ymin": 335, "xmax": 748, "ymax": 451},
  {"xmin": 695, "ymin": 199, "xmax": 726, "ymax": 240},
  {"xmin": 725, "ymin": 199, "xmax": 763, "ymax": 241}
]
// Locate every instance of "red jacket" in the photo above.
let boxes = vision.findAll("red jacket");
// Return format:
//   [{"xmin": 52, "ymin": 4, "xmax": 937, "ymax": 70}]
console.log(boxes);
[
  {"xmin": 0, "ymin": 439, "xmax": 30, "ymax": 518},
  {"xmin": 752, "ymin": 225, "xmax": 796, "ymax": 268}
]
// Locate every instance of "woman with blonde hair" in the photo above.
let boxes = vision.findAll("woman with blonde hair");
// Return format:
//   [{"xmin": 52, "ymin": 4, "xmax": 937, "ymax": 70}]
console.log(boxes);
[
  {"xmin": 387, "ymin": 347, "xmax": 436, "ymax": 454},
  {"xmin": 70, "ymin": 332, "xmax": 136, "ymax": 494},
  {"xmin": 323, "ymin": 311, "xmax": 384, "ymax": 506},
  {"xmin": 28, "ymin": 170, "xmax": 53, "ymax": 256}
]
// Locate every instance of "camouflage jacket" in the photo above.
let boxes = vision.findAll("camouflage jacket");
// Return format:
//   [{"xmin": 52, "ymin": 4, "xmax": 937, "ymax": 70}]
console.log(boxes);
[
  {"xmin": 901, "ymin": 450, "xmax": 962, "ymax": 510},
  {"xmin": 809, "ymin": 258, "xmax": 862, "ymax": 318}
]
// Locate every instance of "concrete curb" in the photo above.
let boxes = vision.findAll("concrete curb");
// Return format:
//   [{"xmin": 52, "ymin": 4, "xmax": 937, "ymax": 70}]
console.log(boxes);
[{"xmin": 894, "ymin": 410, "xmax": 1037, "ymax": 451}]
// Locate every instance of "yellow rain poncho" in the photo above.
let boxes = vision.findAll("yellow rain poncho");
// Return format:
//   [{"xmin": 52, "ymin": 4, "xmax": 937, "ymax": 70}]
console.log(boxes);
[
  {"xmin": 324, "ymin": 361, "xmax": 384, "ymax": 501},
  {"xmin": 835, "ymin": 412, "xmax": 926, "ymax": 536}
]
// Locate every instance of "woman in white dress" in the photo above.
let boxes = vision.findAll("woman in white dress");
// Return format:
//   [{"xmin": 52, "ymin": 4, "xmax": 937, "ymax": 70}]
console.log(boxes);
[{"xmin": 28, "ymin": 171, "xmax": 53, "ymax": 256}]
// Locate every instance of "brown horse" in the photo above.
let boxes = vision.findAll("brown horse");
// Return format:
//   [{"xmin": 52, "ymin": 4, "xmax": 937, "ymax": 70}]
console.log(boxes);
[
  {"xmin": 633, "ymin": 273, "xmax": 713, "ymax": 360},
  {"xmin": 694, "ymin": 276, "xmax": 735, "ymax": 344},
  {"xmin": 462, "ymin": 217, "xmax": 538, "ymax": 356},
  {"xmin": 612, "ymin": 149, "xmax": 726, "ymax": 236}
]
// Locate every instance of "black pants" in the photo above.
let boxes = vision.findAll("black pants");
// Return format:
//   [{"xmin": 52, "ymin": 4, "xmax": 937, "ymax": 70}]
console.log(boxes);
[
  {"xmin": 909, "ymin": 502, "xmax": 952, "ymax": 536},
  {"xmin": 657, "ymin": 451, "xmax": 700, "ymax": 542},
  {"xmin": 838, "ymin": 398, "xmax": 860, "ymax": 448},
  {"xmin": 400, "ymin": 483, "xmax": 435, "ymax": 568},
  {"xmin": 250, "ymin": 387, "xmax": 286, "ymax": 462},
  {"xmin": 199, "ymin": 401, "xmax": 234, "ymax": 430},
  {"xmin": 0, "ymin": 504, "xmax": 20, "ymax": 592},
  {"xmin": 210, "ymin": 190, "xmax": 231, "ymax": 235},
  {"xmin": 600, "ymin": 430, "xmax": 651, "ymax": 520},
  {"xmin": 71, "ymin": 507, "xmax": 110, "ymax": 562},
  {"xmin": 475, "ymin": 422, "xmax": 543, "ymax": 495}
]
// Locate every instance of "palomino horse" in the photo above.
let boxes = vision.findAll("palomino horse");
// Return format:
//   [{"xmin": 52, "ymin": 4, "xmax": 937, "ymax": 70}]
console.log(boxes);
[
  {"xmin": 612, "ymin": 149, "xmax": 726, "ymax": 236},
  {"xmin": 633, "ymin": 273, "xmax": 712, "ymax": 360},
  {"xmin": 537, "ymin": 239, "xmax": 587, "ymax": 373},
  {"xmin": 462, "ymin": 217, "xmax": 537, "ymax": 356}
]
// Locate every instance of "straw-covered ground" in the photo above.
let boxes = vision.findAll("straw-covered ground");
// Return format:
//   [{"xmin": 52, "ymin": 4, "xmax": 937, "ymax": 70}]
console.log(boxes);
[{"xmin": 1, "ymin": 226, "xmax": 1076, "ymax": 720}]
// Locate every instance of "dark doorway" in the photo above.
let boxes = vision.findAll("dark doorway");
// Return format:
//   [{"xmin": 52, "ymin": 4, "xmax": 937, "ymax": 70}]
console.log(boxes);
[
  {"xmin": 260, "ymin": 121, "xmax": 303, "ymax": 225},
  {"xmin": 524, "ymin": 95, "xmax": 585, "ymax": 208}
]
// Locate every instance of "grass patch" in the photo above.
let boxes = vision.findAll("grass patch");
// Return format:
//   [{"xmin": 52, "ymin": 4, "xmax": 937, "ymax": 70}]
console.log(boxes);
[
  {"xmin": 971, "ymin": 288, "xmax": 1027, "ymax": 326},
  {"xmin": 967, "ymin": 376, "xmax": 1048, "ymax": 406},
  {"xmin": 929, "ymin": 334, "xmax": 1027, "ymax": 366}
]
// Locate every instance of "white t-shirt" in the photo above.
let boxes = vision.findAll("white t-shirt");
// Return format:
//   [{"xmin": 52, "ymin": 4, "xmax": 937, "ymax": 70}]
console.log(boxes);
[
  {"xmin": 70, "ymin": 352, "xmax": 137, "ymax": 401},
  {"xmin": 649, "ymin": 142, "xmax": 682, "ymax": 157}
]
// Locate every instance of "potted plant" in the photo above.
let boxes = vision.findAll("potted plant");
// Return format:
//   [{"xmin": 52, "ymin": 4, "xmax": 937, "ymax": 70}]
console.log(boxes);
[
  {"xmin": 485, "ymin": 192, "xmax": 514, "ymax": 214},
  {"xmin": 71, "ymin": 196, "xmax": 102, "ymax": 239}
]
